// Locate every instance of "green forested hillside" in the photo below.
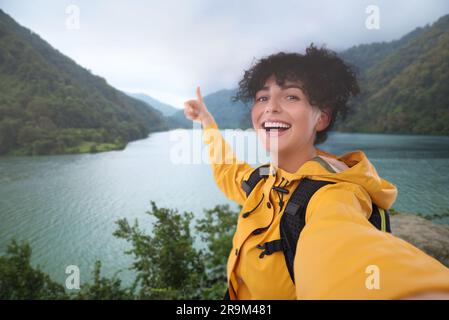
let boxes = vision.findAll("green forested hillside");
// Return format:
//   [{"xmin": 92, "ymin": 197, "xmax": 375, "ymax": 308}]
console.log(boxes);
[
  {"xmin": 338, "ymin": 15, "xmax": 449, "ymax": 134},
  {"xmin": 0, "ymin": 10, "xmax": 167, "ymax": 156},
  {"xmin": 340, "ymin": 26, "xmax": 427, "ymax": 71}
]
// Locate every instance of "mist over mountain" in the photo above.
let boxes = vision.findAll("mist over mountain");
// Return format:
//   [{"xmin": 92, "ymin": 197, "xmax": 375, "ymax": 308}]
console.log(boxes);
[{"xmin": 127, "ymin": 92, "xmax": 178, "ymax": 117}]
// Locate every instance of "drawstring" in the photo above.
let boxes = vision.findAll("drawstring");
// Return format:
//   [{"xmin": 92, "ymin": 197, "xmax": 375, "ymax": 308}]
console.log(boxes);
[
  {"xmin": 242, "ymin": 177, "xmax": 290, "ymax": 218},
  {"xmin": 272, "ymin": 177, "xmax": 290, "ymax": 212},
  {"xmin": 242, "ymin": 193, "xmax": 265, "ymax": 218}
]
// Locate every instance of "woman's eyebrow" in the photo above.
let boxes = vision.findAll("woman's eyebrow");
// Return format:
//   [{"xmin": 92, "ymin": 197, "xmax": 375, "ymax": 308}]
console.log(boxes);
[
  {"xmin": 258, "ymin": 84, "xmax": 302, "ymax": 92},
  {"xmin": 281, "ymin": 84, "xmax": 302, "ymax": 90}
]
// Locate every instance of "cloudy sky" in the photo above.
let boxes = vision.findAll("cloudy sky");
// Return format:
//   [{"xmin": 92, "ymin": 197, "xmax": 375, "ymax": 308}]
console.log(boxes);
[{"xmin": 1, "ymin": 0, "xmax": 448, "ymax": 108}]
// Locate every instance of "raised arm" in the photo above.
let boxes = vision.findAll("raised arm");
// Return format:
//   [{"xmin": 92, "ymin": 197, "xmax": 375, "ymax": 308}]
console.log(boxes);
[{"xmin": 184, "ymin": 87, "xmax": 254, "ymax": 206}]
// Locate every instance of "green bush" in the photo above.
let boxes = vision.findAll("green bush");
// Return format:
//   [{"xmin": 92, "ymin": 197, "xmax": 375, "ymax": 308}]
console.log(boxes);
[
  {"xmin": 0, "ymin": 240, "xmax": 67, "ymax": 299},
  {"xmin": 89, "ymin": 144, "xmax": 98, "ymax": 153},
  {"xmin": 0, "ymin": 202, "xmax": 239, "ymax": 300},
  {"xmin": 32, "ymin": 138, "xmax": 56, "ymax": 155}
]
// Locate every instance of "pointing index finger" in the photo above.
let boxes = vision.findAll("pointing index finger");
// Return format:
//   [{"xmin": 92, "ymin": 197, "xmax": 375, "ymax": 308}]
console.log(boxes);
[{"xmin": 196, "ymin": 86, "xmax": 203, "ymax": 103}]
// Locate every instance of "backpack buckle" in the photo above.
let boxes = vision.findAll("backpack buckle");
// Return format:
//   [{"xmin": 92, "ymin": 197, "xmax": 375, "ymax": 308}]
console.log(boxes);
[
  {"xmin": 256, "ymin": 240, "xmax": 283, "ymax": 259},
  {"xmin": 256, "ymin": 243, "xmax": 267, "ymax": 258}
]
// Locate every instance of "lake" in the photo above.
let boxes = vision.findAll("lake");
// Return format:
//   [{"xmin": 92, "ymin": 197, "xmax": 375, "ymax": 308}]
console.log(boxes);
[{"xmin": 1, "ymin": 129, "xmax": 449, "ymax": 285}]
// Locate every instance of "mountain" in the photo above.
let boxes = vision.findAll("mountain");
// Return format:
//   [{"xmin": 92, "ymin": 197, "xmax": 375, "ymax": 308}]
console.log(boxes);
[
  {"xmin": 2, "ymin": 7, "xmax": 447, "ymax": 153},
  {"xmin": 127, "ymin": 92, "xmax": 179, "ymax": 116},
  {"xmin": 339, "ymin": 26, "xmax": 427, "ymax": 72},
  {"xmin": 169, "ymin": 89, "xmax": 252, "ymax": 129},
  {"xmin": 337, "ymin": 15, "xmax": 449, "ymax": 134},
  {"xmin": 194, "ymin": 14, "xmax": 449, "ymax": 136},
  {"xmin": 0, "ymin": 9, "xmax": 168, "ymax": 156}
]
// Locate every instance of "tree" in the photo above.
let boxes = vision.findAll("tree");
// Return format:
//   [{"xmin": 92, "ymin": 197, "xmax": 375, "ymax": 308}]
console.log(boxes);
[
  {"xmin": 196, "ymin": 204, "xmax": 238, "ymax": 299},
  {"xmin": 113, "ymin": 201, "xmax": 206, "ymax": 299},
  {"xmin": 75, "ymin": 261, "xmax": 132, "ymax": 300},
  {"xmin": 0, "ymin": 240, "xmax": 67, "ymax": 299},
  {"xmin": 0, "ymin": 118, "xmax": 20, "ymax": 154},
  {"xmin": 0, "ymin": 202, "xmax": 240, "ymax": 299}
]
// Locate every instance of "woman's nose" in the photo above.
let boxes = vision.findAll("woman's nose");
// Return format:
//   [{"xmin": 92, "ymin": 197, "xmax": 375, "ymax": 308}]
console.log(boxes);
[{"xmin": 265, "ymin": 99, "xmax": 282, "ymax": 113}]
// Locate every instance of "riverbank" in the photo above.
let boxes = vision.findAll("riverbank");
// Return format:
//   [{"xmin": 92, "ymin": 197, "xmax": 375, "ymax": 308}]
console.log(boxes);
[
  {"xmin": 5, "ymin": 140, "xmax": 126, "ymax": 156},
  {"xmin": 1, "ymin": 127, "xmax": 167, "ymax": 157},
  {"xmin": 391, "ymin": 213, "xmax": 449, "ymax": 267}
]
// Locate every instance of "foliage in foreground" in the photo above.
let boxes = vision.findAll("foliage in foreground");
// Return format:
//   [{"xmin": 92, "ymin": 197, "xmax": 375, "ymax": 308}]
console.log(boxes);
[{"xmin": 0, "ymin": 202, "xmax": 238, "ymax": 299}]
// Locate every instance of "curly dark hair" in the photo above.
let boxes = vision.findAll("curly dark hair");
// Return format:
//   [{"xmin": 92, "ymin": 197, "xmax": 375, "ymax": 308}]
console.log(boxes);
[{"xmin": 234, "ymin": 44, "xmax": 360, "ymax": 145}]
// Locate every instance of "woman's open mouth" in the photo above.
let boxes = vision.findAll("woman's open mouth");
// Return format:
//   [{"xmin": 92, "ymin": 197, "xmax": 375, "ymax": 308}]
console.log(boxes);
[{"xmin": 262, "ymin": 121, "xmax": 292, "ymax": 137}]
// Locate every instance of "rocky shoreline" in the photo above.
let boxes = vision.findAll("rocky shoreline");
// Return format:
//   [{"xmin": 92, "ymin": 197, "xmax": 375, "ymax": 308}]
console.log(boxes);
[{"xmin": 391, "ymin": 213, "xmax": 449, "ymax": 267}]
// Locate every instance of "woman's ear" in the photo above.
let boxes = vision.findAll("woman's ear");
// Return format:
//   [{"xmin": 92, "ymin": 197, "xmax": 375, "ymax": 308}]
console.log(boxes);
[{"xmin": 315, "ymin": 108, "xmax": 332, "ymax": 132}]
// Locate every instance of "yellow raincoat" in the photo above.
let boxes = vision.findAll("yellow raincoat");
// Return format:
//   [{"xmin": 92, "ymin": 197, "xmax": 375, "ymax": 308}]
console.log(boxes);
[{"xmin": 203, "ymin": 121, "xmax": 449, "ymax": 299}]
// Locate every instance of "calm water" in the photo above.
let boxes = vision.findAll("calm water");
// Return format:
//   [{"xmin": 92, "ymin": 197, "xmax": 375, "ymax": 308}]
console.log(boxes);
[{"xmin": 1, "ymin": 129, "xmax": 449, "ymax": 285}]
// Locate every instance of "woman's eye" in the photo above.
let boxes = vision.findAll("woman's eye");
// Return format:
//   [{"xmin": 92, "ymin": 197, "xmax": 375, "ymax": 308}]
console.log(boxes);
[
  {"xmin": 256, "ymin": 96, "xmax": 268, "ymax": 102},
  {"xmin": 286, "ymin": 95, "xmax": 299, "ymax": 101}
]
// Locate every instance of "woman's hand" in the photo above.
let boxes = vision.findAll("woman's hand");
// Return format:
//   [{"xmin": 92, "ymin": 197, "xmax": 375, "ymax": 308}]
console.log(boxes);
[{"xmin": 184, "ymin": 86, "xmax": 215, "ymax": 127}]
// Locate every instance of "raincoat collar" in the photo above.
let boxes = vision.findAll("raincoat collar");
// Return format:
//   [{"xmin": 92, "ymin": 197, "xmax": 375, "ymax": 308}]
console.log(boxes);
[{"xmin": 268, "ymin": 148, "xmax": 398, "ymax": 209}]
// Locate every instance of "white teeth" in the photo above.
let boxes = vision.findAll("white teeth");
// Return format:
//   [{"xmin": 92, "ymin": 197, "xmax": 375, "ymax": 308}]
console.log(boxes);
[{"xmin": 263, "ymin": 121, "xmax": 291, "ymax": 129}]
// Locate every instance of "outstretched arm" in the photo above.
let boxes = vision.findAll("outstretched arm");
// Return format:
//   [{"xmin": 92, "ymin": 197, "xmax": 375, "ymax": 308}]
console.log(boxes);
[
  {"xmin": 294, "ymin": 182, "xmax": 449, "ymax": 300},
  {"xmin": 184, "ymin": 87, "xmax": 254, "ymax": 206}
]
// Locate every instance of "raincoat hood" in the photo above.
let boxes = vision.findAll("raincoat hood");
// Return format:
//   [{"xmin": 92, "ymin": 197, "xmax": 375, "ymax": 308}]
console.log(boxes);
[{"xmin": 270, "ymin": 148, "xmax": 398, "ymax": 210}]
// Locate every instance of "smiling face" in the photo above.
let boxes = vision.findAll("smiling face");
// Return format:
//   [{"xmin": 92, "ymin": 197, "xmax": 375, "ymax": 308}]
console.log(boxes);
[{"xmin": 251, "ymin": 75, "xmax": 330, "ymax": 156}]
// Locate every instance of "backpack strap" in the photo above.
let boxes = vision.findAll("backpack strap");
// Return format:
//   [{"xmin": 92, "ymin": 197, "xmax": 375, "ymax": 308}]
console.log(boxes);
[
  {"xmin": 280, "ymin": 178, "xmax": 335, "ymax": 283},
  {"xmin": 257, "ymin": 178, "xmax": 392, "ymax": 284},
  {"xmin": 241, "ymin": 164, "xmax": 271, "ymax": 197},
  {"xmin": 255, "ymin": 179, "xmax": 335, "ymax": 282},
  {"xmin": 369, "ymin": 206, "xmax": 391, "ymax": 232}
]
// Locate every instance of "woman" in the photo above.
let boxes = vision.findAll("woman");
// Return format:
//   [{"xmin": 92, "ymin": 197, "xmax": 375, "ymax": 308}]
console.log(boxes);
[{"xmin": 184, "ymin": 45, "xmax": 449, "ymax": 299}]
